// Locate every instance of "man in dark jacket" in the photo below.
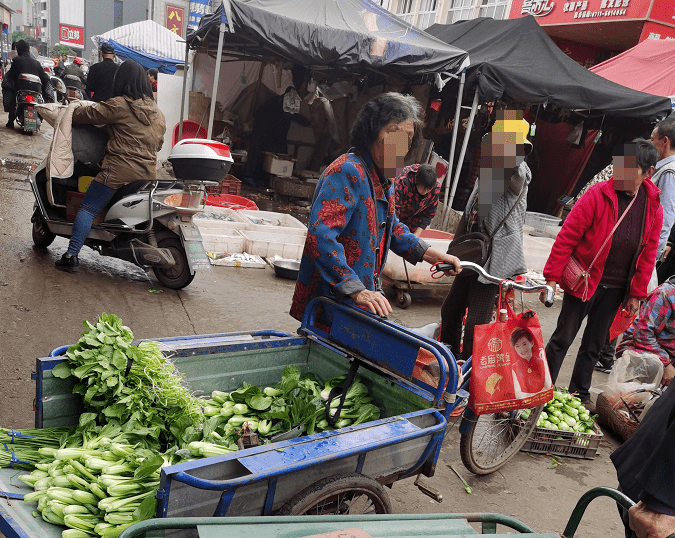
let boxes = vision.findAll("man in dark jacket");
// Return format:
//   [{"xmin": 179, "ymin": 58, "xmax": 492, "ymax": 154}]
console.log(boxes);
[
  {"xmin": 64, "ymin": 57, "xmax": 86, "ymax": 87},
  {"xmin": 612, "ymin": 381, "xmax": 675, "ymax": 537},
  {"xmin": 86, "ymin": 43, "xmax": 118, "ymax": 102},
  {"xmin": 4, "ymin": 40, "xmax": 50, "ymax": 128}
]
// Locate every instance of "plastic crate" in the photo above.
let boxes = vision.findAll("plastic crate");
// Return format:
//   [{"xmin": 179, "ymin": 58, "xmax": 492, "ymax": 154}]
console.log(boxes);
[
  {"xmin": 237, "ymin": 210, "xmax": 307, "ymax": 232},
  {"xmin": 521, "ymin": 423, "xmax": 602, "ymax": 459},
  {"xmin": 240, "ymin": 229, "xmax": 306, "ymax": 260},
  {"xmin": 201, "ymin": 229, "xmax": 245, "ymax": 255},
  {"xmin": 206, "ymin": 174, "xmax": 242, "ymax": 196}
]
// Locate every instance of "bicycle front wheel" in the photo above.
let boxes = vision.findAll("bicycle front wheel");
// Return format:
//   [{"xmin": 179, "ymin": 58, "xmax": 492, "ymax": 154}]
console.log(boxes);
[{"xmin": 459, "ymin": 404, "xmax": 543, "ymax": 475}]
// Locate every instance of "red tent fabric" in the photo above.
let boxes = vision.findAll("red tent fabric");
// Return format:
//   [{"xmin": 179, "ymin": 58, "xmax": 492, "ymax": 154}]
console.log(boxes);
[{"xmin": 591, "ymin": 39, "xmax": 675, "ymax": 98}]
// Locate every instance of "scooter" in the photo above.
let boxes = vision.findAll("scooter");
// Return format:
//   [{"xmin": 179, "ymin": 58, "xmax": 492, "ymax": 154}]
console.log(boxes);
[
  {"xmin": 14, "ymin": 73, "xmax": 44, "ymax": 134},
  {"xmin": 29, "ymin": 78, "xmax": 234, "ymax": 289},
  {"xmin": 62, "ymin": 74, "xmax": 85, "ymax": 101}
]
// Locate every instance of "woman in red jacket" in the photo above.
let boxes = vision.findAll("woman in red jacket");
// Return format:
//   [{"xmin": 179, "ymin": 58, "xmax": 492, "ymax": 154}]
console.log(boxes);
[{"xmin": 541, "ymin": 139, "xmax": 662, "ymax": 403}]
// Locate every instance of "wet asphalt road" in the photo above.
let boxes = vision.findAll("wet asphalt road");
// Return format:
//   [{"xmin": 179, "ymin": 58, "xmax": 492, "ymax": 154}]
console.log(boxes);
[{"xmin": 0, "ymin": 111, "xmax": 624, "ymax": 536}]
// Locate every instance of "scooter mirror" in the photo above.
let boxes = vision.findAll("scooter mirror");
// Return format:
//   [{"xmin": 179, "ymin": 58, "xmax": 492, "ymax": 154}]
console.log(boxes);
[{"xmin": 50, "ymin": 76, "xmax": 67, "ymax": 94}]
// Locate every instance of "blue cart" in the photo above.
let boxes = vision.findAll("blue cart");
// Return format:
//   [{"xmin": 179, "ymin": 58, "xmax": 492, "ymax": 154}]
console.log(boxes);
[{"xmin": 0, "ymin": 291, "xmax": 547, "ymax": 537}]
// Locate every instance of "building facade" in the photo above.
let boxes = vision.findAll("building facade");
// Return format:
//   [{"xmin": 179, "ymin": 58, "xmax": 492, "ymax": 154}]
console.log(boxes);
[
  {"xmin": 381, "ymin": 0, "xmax": 513, "ymax": 30},
  {"xmin": 509, "ymin": 0, "xmax": 675, "ymax": 66}
]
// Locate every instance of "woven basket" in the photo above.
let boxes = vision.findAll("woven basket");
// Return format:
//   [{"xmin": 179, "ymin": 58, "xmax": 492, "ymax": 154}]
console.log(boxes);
[{"xmin": 596, "ymin": 392, "xmax": 639, "ymax": 441}]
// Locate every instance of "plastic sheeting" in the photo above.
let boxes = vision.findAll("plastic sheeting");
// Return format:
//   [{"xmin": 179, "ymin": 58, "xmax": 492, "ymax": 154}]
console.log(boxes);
[
  {"xmin": 426, "ymin": 16, "xmax": 672, "ymax": 121},
  {"xmin": 91, "ymin": 20, "xmax": 186, "ymax": 74},
  {"xmin": 186, "ymin": 0, "xmax": 469, "ymax": 83}
]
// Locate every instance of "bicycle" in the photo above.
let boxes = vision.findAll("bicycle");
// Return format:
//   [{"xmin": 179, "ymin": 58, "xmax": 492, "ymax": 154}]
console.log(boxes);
[{"xmin": 432, "ymin": 261, "xmax": 554, "ymax": 475}]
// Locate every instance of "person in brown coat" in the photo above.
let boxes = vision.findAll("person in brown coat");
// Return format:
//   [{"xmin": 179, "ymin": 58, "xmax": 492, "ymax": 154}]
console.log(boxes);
[{"xmin": 55, "ymin": 60, "xmax": 166, "ymax": 272}]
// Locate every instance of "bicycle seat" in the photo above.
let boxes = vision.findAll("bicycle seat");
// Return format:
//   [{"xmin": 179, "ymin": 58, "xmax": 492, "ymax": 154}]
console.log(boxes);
[{"xmin": 409, "ymin": 322, "xmax": 440, "ymax": 340}]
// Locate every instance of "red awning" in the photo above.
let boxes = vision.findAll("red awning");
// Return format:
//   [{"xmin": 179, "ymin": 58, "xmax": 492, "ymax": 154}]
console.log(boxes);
[{"xmin": 591, "ymin": 38, "xmax": 675, "ymax": 97}]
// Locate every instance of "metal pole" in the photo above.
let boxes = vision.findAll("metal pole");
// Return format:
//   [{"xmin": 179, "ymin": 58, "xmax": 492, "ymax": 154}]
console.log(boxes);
[
  {"xmin": 206, "ymin": 22, "xmax": 226, "ymax": 140},
  {"xmin": 446, "ymin": 87, "xmax": 479, "ymax": 211},
  {"xmin": 441, "ymin": 69, "xmax": 465, "ymax": 217},
  {"xmin": 177, "ymin": 13, "xmax": 191, "ymax": 141}
]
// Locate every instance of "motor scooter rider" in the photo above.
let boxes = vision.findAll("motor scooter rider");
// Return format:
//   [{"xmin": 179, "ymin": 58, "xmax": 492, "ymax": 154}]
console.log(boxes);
[
  {"xmin": 4, "ymin": 40, "xmax": 52, "ymax": 128},
  {"xmin": 55, "ymin": 59, "xmax": 166, "ymax": 273},
  {"xmin": 63, "ymin": 57, "xmax": 87, "ymax": 87}
]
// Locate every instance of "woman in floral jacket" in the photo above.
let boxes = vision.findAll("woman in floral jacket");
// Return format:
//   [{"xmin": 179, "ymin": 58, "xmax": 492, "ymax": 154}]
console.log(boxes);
[{"xmin": 290, "ymin": 93, "xmax": 461, "ymax": 320}]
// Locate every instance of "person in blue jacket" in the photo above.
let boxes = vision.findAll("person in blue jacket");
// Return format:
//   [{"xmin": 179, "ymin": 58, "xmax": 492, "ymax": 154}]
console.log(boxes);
[{"xmin": 290, "ymin": 92, "xmax": 461, "ymax": 321}]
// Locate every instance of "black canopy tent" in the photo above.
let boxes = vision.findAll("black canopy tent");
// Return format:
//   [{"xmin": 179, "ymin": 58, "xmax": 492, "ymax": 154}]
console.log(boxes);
[
  {"xmin": 426, "ymin": 16, "xmax": 672, "ymax": 220},
  {"xmin": 180, "ymin": 0, "xmax": 470, "ymax": 141}
]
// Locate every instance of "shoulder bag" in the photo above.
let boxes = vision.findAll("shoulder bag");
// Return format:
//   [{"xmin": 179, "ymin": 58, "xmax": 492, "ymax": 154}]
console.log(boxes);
[
  {"xmin": 446, "ymin": 185, "xmax": 526, "ymax": 266},
  {"xmin": 561, "ymin": 192, "xmax": 639, "ymax": 302}
]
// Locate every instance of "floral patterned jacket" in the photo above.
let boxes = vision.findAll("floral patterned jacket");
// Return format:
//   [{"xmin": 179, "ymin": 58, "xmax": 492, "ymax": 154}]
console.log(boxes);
[
  {"xmin": 290, "ymin": 152, "xmax": 429, "ymax": 320},
  {"xmin": 394, "ymin": 164, "xmax": 441, "ymax": 231}
]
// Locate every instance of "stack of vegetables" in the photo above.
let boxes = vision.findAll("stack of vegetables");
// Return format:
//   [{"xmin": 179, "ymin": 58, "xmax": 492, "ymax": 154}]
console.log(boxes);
[
  {"xmin": 524, "ymin": 389, "xmax": 597, "ymax": 434},
  {"xmin": 184, "ymin": 366, "xmax": 381, "ymax": 457},
  {"xmin": 6, "ymin": 313, "xmax": 384, "ymax": 537}
]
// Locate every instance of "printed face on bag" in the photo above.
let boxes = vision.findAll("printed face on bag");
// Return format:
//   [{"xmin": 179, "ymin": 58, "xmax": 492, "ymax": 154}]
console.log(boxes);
[{"xmin": 510, "ymin": 327, "xmax": 535, "ymax": 361}]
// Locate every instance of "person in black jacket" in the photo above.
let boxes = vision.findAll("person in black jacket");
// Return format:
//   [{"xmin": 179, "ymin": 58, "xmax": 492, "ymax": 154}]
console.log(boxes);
[
  {"xmin": 64, "ymin": 57, "xmax": 86, "ymax": 87},
  {"xmin": 611, "ymin": 384, "xmax": 675, "ymax": 537},
  {"xmin": 4, "ymin": 40, "xmax": 50, "ymax": 128},
  {"xmin": 86, "ymin": 43, "xmax": 118, "ymax": 102}
]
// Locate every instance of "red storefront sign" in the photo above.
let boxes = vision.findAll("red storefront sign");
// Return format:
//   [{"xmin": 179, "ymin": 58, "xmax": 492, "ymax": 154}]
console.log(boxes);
[
  {"xmin": 640, "ymin": 21, "xmax": 675, "ymax": 41},
  {"xmin": 510, "ymin": 0, "xmax": 651, "ymax": 23},
  {"xmin": 166, "ymin": 5, "xmax": 184, "ymax": 37},
  {"xmin": 59, "ymin": 24, "xmax": 84, "ymax": 48},
  {"xmin": 647, "ymin": 2, "xmax": 675, "ymax": 26}
]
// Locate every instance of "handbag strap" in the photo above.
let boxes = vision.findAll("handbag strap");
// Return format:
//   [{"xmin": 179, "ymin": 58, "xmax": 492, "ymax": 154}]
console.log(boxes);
[
  {"xmin": 586, "ymin": 191, "xmax": 639, "ymax": 274},
  {"xmin": 486, "ymin": 179, "xmax": 527, "ymax": 241}
]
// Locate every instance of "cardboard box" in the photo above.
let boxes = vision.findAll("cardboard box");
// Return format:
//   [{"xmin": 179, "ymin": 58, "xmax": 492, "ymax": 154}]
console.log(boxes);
[
  {"xmin": 66, "ymin": 191, "xmax": 105, "ymax": 224},
  {"xmin": 262, "ymin": 152, "xmax": 296, "ymax": 177}
]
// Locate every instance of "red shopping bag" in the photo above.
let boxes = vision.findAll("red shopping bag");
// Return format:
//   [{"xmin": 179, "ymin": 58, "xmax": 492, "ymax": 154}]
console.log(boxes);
[
  {"xmin": 468, "ymin": 287, "xmax": 553, "ymax": 414},
  {"xmin": 609, "ymin": 307, "xmax": 636, "ymax": 341}
]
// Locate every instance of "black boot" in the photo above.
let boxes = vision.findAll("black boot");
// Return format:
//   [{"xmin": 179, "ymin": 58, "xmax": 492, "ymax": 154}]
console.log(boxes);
[{"xmin": 55, "ymin": 253, "xmax": 79, "ymax": 273}]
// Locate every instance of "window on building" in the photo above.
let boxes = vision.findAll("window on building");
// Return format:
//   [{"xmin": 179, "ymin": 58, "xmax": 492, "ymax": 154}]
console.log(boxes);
[
  {"xmin": 417, "ymin": 0, "xmax": 438, "ymax": 29},
  {"xmin": 398, "ymin": 0, "xmax": 415, "ymax": 23},
  {"xmin": 478, "ymin": 0, "xmax": 508, "ymax": 19},
  {"xmin": 372, "ymin": 0, "xmax": 391, "ymax": 10},
  {"xmin": 114, "ymin": 0, "xmax": 123, "ymax": 28},
  {"xmin": 448, "ymin": 0, "xmax": 475, "ymax": 23}
]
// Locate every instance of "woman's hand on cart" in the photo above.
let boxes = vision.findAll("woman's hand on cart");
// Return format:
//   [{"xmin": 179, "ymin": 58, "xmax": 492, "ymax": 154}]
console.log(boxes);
[{"xmin": 351, "ymin": 289, "xmax": 392, "ymax": 317}]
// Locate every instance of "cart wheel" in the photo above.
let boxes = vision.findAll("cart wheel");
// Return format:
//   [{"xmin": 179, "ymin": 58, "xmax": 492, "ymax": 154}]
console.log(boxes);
[
  {"xmin": 459, "ymin": 404, "xmax": 543, "ymax": 475},
  {"xmin": 275, "ymin": 473, "xmax": 392, "ymax": 516},
  {"xmin": 396, "ymin": 291, "xmax": 412, "ymax": 309}
]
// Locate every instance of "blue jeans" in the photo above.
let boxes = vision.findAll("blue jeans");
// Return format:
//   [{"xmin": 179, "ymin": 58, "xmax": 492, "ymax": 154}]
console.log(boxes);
[{"xmin": 67, "ymin": 180, "xmax": 116, "ymax": 256}]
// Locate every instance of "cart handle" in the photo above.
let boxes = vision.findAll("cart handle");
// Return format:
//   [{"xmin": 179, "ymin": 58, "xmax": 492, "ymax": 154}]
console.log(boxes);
[
  {"xmin": 562, "ymin": 487, "xmax": 634, "ymax": 538},
  {"xmin": 433, "ymin": 261, "xmax": 555, "ymax": 307}
]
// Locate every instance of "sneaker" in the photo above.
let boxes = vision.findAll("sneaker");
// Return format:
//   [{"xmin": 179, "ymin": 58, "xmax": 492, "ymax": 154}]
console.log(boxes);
[
  {"xmin": 55, "ymin": 253, "xmax": 79, "ymax": 273},
  {"xmin": 594, "ymin": 361, "xmax": 612, "ymax": 374},
  {"xmin": 5, "ymin": 121, "xmax": 14, "ymax": 129}
]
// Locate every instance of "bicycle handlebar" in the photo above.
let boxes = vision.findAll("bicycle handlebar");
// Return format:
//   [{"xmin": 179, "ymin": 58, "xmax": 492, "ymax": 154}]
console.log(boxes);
[{"xmin": 435, "ymin": 261, "xmax": 555, "ymax": 307}]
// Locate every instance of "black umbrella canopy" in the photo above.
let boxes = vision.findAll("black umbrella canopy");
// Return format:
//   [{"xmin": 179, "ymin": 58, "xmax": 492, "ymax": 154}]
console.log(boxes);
[
  {"xmin": 427, "ymin": 16, "xmax": 671, "ymax": 121},
  {"xmin": 187, "ymin": 0, "xmax": 469, "ymax": 83}
]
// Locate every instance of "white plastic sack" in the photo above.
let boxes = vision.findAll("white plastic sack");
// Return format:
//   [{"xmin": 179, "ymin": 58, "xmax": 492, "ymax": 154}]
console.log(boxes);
[{"xmin": 603, "ymin": 350, "xmax": 664, "ymax": 406}]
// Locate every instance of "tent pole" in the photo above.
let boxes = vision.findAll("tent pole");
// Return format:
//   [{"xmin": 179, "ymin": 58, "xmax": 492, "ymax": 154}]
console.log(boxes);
[
  {"xmin": 178, "ymin": 39, "xmax": 190, "ymax": 142},
  {"xmin": 207, "ymin": 22, "xmax": 227, "ymax": 139},
  {"xmin": 446, "ymin": 87, "xmax": 479, "ymax": 222},
  {"xmin": 441, "ymin": 69, "xmax": 465, "ymax": 221}
]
